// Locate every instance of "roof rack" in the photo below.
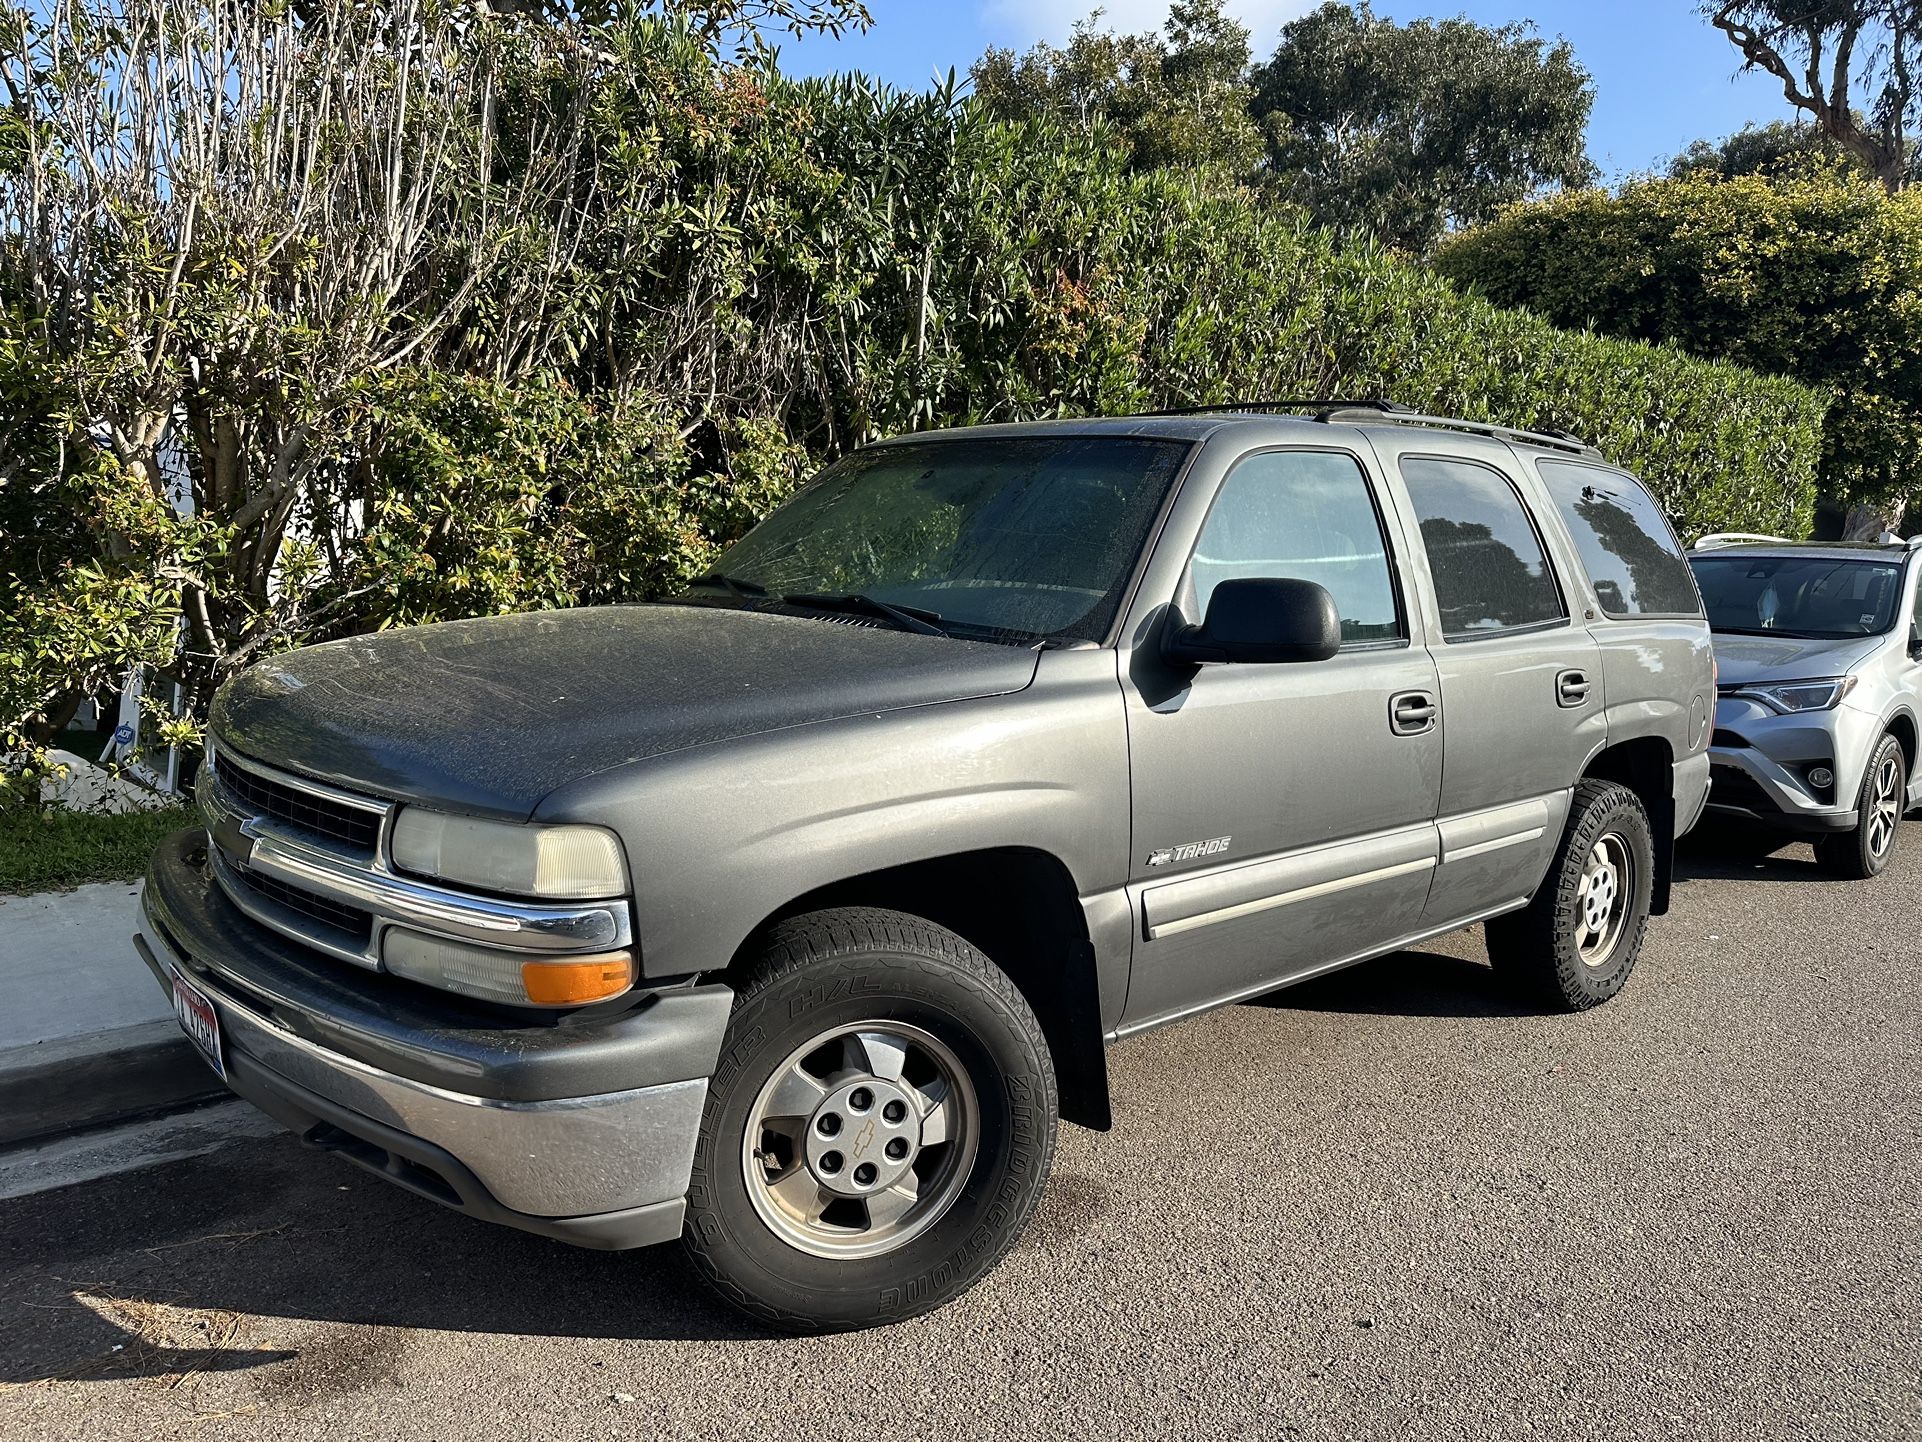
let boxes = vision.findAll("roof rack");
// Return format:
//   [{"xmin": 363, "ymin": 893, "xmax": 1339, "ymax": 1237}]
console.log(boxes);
[
  {"xmin": 1692, "ymin": 532, "xmax": 1793, "ymax": 550},
  {"xmin": 1146, "ymin": 398, "xmax": 1415, "ymax": 417},
  {"xmin": 1323, "ymin": 409, "xmax": 1602, "ymax": 457},
  {"xmin": 1143, "ymin": 398, "xmax": 1600, "ymax": 457}
]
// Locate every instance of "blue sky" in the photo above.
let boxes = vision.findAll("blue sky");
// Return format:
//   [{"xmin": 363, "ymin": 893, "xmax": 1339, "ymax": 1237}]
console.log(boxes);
[{"xmin": 776, "ymin": 1, "xmax": 1802, "ymax": 179}]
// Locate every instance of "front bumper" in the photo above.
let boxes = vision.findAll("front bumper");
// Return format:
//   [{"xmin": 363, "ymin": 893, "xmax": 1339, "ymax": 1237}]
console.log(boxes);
[
  {"xmin": 139, "ymin": 829, "xmax": 733, "ymax": 1250},
  {"xmin": 1704, "ymin": 697, "xmax": 1870, "ymax": 834}
]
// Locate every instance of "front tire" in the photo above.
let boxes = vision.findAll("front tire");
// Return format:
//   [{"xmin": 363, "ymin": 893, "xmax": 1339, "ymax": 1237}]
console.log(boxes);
[
  {"xmin": 1815, "ymin": 733, "xmax": 1905, "ymax": 880},
  {"xmin": 682, "ymin": 907, "xmax": 1057, "ymax": 1332},
  {"xmin": 1485, "ymin": 780, "xmax": 1655, "ymax": 1012}
]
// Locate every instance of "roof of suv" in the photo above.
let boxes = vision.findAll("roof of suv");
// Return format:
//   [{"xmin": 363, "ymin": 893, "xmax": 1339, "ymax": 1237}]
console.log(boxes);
[{"xmin": 880, "ymin": 404, "xmax": 1605, "ymax": 463}]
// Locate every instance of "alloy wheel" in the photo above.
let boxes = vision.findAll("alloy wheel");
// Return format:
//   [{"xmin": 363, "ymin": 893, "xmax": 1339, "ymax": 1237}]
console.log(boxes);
[
  {"xmin": 1575, "ymin": 831, "xmax": 1633, "ymax": 968},
  {"xmin": 742, "ymin": 1022, "xmax": 979, "ymax": 1260},
  {"xmin": 1867, "ymin": 752, "xmax": 1904, "ymax": 860}
]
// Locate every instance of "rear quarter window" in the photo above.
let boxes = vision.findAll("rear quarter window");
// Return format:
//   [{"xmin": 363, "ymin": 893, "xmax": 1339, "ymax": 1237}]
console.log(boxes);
[{"xmin": 1537, "ymin": 461, "xmax": 1702, "ymax": 618}]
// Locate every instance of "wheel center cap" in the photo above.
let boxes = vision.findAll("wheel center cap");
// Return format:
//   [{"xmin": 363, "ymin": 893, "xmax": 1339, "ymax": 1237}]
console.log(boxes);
[
  {"xmin": 804, "ymin": 1077, "xmax": 918, "ymax": 1197},
  {"xmin": 1584, "ymin": 866, "xmax": 1616, "ymax": 929}
]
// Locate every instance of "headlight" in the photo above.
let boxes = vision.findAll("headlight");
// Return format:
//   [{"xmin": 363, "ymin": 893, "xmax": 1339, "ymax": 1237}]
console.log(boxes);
[
  {"xmin": 389, "ymin": 808, "xmax": 628, "ymax": 899},
  {"xmin": 1732, "ymin": 676, "xmax": 1858, "ymax": 715},
  {"xmin": 383, "ymin": 928, "xmax": 633, "ymax": 1007}
]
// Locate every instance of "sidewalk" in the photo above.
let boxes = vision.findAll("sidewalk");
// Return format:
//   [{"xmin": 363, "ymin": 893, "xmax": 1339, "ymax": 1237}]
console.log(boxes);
[{"xmin": 0, "ymin": 882, "xmax": 223, "ymax": 1146}]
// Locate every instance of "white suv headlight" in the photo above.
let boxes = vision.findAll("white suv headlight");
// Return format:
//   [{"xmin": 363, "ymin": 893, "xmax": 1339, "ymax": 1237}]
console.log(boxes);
[
  {"xmin": 389, "ymin": 808, "xmax": 628, "ymax": 899},
  {"xmin": 1735, "ymin": 675, "xmax": 1858, "ymax": 715}
]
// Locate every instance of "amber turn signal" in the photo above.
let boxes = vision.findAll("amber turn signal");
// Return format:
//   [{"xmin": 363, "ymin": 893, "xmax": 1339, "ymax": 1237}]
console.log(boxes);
[{"xmin": 520, "ymin": 952, "xmax": 635, "ymax": 1006}]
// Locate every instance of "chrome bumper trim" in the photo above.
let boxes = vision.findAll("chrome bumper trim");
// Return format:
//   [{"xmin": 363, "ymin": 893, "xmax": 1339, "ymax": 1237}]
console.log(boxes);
[
  {"xmin": 200, "ymin": 750, "xmax": 632, "ymax": 971},
  {"xmin": 139, "ymin": 913, "xmax": 703, "ymax": 1219}
]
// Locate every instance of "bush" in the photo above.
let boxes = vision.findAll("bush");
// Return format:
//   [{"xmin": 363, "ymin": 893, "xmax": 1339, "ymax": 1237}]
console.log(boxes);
[
  {"xmin": 1436, "ymin": 170, "xmax": 1920, "ymax": 517},
  {"xmin": 0, "ymin": 5, "xmax": 1826, "ymax": 790}
]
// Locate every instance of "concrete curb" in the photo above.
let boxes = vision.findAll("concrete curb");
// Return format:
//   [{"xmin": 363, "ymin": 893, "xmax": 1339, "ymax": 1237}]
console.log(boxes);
[{"xmin": 0, "ymin": 1019, "xmax": 225, "ymax": 1147}]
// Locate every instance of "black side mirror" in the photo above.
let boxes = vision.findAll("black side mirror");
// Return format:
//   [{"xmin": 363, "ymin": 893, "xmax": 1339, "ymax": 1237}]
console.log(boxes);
[
  {"xmin": 1909, "ymin": 623, "xmax": 1922, "ymax": 660},
  {"xmin": 1164, "ymin": 577, "xmax": 1343, "ymax": 666}
]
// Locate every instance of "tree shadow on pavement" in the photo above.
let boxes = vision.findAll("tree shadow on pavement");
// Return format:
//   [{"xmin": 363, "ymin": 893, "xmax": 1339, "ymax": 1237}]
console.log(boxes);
[{"xmin": 0, "ymin": 1132, "xmax": 776, "ymax": 1385}]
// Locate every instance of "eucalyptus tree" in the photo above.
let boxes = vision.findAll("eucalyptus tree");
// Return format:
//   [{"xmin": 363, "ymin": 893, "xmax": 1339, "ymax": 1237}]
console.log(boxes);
[
  {"xmin": 1705, "ymin": 2, "xmax": 1921, "ymax": 192},
  {"xmin": 969, "ymin": 0, "xmax": 1265, "ymax": 177}
]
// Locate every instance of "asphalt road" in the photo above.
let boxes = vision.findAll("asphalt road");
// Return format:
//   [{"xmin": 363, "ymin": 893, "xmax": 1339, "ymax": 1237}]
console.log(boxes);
[{"xmin": 2, "ymin": 828, "xmax": 1918, "ymax": 1441}]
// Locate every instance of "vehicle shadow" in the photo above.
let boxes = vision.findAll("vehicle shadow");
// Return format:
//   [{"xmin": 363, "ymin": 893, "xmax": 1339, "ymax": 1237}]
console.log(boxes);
[
  {"xmin": 1673, "ymin": 821, "xmax": 1823, "ymax": 883},
  {"xmin": 0, "ymin": 1134, "xmax": 784, "ymax": 1385},
  {"xmin": 1245, "ymin": 944, "xmax": 1537, "ymax": 1021}
]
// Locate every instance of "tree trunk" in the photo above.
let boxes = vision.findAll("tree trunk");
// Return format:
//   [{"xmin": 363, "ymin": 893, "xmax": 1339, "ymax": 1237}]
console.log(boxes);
[{"xmin": 1841, "ymin": 497, "xmax": 1909, "ymax": 541}]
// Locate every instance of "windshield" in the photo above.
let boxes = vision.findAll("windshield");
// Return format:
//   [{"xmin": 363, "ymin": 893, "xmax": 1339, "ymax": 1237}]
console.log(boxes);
[
  {"xmin": 1688, "ymin": 554, "xmax": 1904, "ymax": 639},
  {"xmin": 691, "ymin": 435, "xmax": 1191, "ymax": 644}
]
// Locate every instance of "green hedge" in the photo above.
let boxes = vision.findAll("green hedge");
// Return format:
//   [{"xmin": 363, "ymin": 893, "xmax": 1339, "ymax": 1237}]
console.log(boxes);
[
  {"xmin": 1437, "ymin": 170, "xmax": 1913, "ymax": 514},
  {"xmin": 1004, "ymin": 169, "xmax": 1828, "ymax": 541}
]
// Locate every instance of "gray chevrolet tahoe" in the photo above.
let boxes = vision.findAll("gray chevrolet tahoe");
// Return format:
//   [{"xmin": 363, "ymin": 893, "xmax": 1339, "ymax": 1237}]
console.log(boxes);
[{"xmin": 138, "ymin": 403, "xmax": 1713, "ymax": 1331}]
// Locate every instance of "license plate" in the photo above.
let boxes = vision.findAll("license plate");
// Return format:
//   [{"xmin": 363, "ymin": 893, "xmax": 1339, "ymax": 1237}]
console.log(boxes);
[{"xmin": 168, "ymin": 966, "xmax": 226, "ymax": 1081}]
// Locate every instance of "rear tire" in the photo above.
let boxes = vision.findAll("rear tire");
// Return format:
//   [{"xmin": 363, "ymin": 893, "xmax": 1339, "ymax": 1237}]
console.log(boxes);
[
  {"xmin": 1485, "ymin": 780, "xmax": 1654, "ymax": 1012},
  {"xmin": 1815, "ymin": 733, "xmax": 1905, "ymax": 880},
  {"xmin": 682, "ymin": 907, "xmax": 1057, "ymax": 1333}
]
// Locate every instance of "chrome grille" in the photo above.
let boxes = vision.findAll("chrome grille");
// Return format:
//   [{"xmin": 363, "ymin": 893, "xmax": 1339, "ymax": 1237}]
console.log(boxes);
[
  {"xmin": 199, "ymin": 734, "xmax": 634, "ymax": 979},
  {"xmin": 230, "ymin": 862, "xmax": 374, "ymax": 945},
  {"xmin": 214, "ymin": 749, "xmax": 382, "ymax": 853}
]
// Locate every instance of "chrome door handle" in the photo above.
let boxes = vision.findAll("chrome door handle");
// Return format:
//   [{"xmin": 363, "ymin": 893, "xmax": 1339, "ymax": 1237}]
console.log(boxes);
[
  {"xmin": 1390, "ymin": 690, "xmax": 1438, "ymax": 735},
  {"xmin": 1557, "ymin": 669, "xmax": 1591, "ymax": 708}
]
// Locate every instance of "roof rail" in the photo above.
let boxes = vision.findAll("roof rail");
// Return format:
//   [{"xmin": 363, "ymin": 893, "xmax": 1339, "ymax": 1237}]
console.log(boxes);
[
  {"xmin": 1692, "ymin": 531, "xmax": 1793, "ymax": 550},
  {"xmin": 1145, "ymin": 398, "xmax": 1414, "ymax": 417},
  {"xmin": 1140, "ymin": 397, "xmax": 1602, "ymax": 456},
  {"xmin": 1321, "ymin": 409, "xmax": 1602, "ymax": 457}
]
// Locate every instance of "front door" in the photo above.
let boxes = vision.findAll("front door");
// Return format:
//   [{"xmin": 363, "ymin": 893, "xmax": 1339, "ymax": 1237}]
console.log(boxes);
[{"xmin": 1119, "ymin": 445, "xmax": 1444, "ymax": 1030}]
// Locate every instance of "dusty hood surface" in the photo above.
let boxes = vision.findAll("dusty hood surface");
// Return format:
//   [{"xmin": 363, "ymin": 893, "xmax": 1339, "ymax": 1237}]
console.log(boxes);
[
  {"xmin": 1710, "ymin": 632, "xmax": 1884, "ymax": 689},
  {"xmin": 212, "ymin": 604, "xmax": 1039, "ymax": 818}
]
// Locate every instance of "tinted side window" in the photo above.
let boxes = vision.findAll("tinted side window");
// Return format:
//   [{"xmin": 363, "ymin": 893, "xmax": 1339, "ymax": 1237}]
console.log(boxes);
[
  {"xmin": 1399, "ymin": 456, "xmax": 1565, "ymax": 641},
  {"xmin": 1189, "ymin": 450, "xmax": 1402, "ymax": 645},
  {"xmin": 1538, "ymin": 462, "xmax": 1701, "ymax": 617}
]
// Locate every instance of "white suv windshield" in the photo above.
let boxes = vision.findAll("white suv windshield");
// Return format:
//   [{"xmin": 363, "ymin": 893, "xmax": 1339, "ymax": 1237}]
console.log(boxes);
[{"xmin": 1689, "ymin": 554, "xmax": 1904, "ymax": 639}]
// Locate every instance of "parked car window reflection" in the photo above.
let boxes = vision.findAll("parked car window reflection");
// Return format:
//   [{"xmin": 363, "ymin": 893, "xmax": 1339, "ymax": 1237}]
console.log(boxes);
[
  {"xmin": 1187, "ymin": 449, "xmax": 1403, "ymax": 645},
  {"xmin": 1399, "ymin": 455, "xmax": 1565, "ymax": 640},
  {"xmin": 694, "ymin": 436, "xmax": 1191, "ymax": 644},
  {"xmin": 1538, "ymin": 462, "xmax": 1701, "ymax": 617}
]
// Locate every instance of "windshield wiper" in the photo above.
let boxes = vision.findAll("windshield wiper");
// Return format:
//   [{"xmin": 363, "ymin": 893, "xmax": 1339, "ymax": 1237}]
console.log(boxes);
[
  {"xmin": 1714, "ymin": 625, "xmax": 1847, "ymax": 640},
  {"xmin": 684, "ymin": 571, "xmax": 769, "ymax": 600},
  {"xmin": 781, "ymin": 592, "xmax": 949, "ymax": 637}
]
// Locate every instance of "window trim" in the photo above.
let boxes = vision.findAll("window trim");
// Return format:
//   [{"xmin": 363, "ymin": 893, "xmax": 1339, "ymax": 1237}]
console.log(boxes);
[
  {"xmin": 1398, "ymin": 451, "xmax": 1571, "ymax": 646},
  {"xmin": 1180, "ymin": 444, "xmax": 1412, "ymax": 653},
  {"xmin": 1534, "ymin": 457, "xmax": 1704, "ymax": 621}
]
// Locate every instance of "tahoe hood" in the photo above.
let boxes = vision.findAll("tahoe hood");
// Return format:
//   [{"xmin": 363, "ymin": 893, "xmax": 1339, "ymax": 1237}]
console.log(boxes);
[{"xmin": 212, "ymin": 605, "xmax": 1039, "ymax": 818}]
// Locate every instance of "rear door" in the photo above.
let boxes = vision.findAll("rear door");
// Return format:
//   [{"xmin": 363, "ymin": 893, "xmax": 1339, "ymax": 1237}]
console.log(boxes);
[
  {"xmin": 1531, "ymin": 456, "xmax": 1714, "ymax": 822},
  {"xmin": 1366, "ymin": 435, "xmax": 1607, "ymax": 926},
  {"xmin": 1117, "ymin": 442, "xmax": 1443, "ymax": 1029}
]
